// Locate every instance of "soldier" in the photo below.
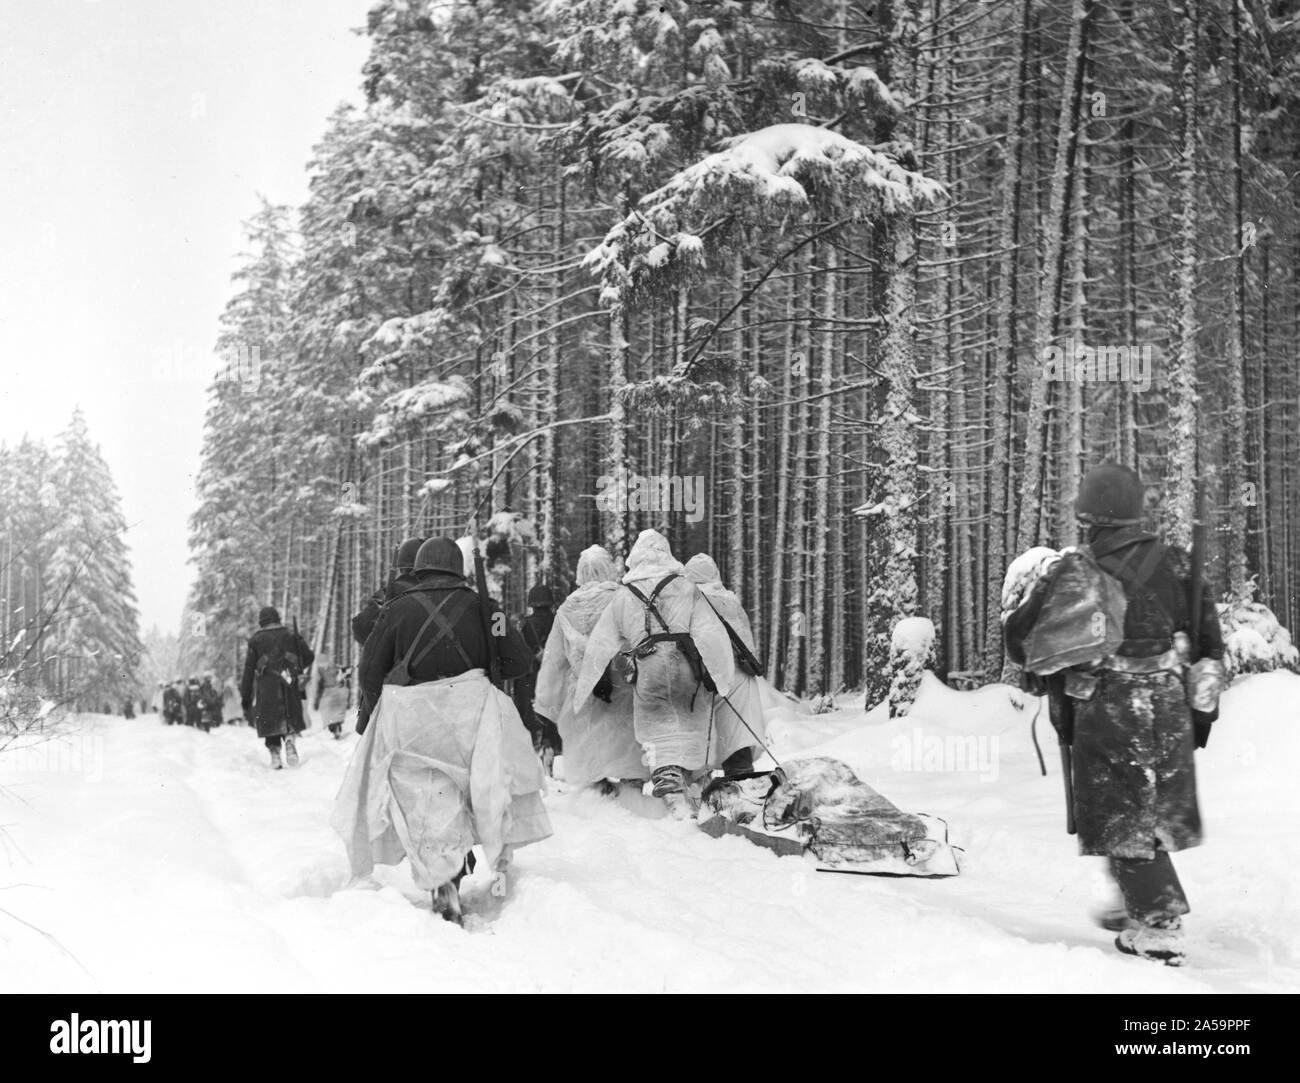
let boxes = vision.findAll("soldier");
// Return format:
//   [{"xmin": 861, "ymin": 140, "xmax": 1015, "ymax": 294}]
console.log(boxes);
[
  {"xmin": 575, "ymin": 530, "xmax": 735, "ymax": 818},
  {"xmin": 683, "ymin": 553, "xmax": 769, "ymax": 777},
  {"xmin": 240, "ymin": 605, "xmax": 314, "ymax": 770},
  {"xmin": 340, "ymin": 537, "xmax": 545, "ymax": 923},
  {"xmin": 162, "ymin": 679, "xmax": 183, "ymax": 726},
  {"xmin": 535, "ymin": 545, "xmax": 644, "ymax": 793},
  {"xmin": 221, "ymin": 676, "xmax": 242, "ymax": 725},
  {"xmin": 351, "ymin": 536, "xmax": 425, "ymax": 646},
  {"xmin": 313, "ymin": 650, "xmax": 350, "ymax": 739},
  {"xmin": 198, "ymin": 674, "xmax": 224, "ymax": 730},
  {"xmin": 183, "ymin": 677, "xmax": 204, "ymax": 728},
  {"xmin": 1005, "ymin": 463, "xmax": 1226, "ymax": 966}
]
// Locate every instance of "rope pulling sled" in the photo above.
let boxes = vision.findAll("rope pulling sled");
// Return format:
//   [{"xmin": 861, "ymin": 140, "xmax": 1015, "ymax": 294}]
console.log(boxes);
[{"xmin": 616, "ymin": 576, "xmax": 961, "ymax": 878}]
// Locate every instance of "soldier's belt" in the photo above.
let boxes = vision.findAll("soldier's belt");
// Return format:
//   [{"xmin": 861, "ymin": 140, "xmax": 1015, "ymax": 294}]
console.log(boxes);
[{"xmin": 1099, "ymin": 649, "xmax": 1181, "ymax": 675}]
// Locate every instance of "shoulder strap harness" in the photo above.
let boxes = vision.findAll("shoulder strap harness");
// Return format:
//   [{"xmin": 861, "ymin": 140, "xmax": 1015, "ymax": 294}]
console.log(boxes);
[
  {"xmin": 621, "ymin": 573, "xmax": 716, "ymax": 705},
  {"xmin": 400, "ymin": 590, "xmax": 476, "ymax": 675}
]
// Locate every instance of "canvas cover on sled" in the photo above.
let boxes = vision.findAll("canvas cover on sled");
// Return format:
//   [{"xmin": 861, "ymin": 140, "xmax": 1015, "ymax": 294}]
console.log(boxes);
[
  {"xmin": 331, "ymin": 670, "xmax": 552, "ymax": 889},
  {"xmin": 698, "ymin": 757, "xmax": 960, "ymax": 878}
]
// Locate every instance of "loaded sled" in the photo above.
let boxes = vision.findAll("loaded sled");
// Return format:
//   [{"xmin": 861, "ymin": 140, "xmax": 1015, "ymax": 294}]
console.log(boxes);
[{"xmin": 697, "ymin": 756, "xmax": 961, "ymax": 878}]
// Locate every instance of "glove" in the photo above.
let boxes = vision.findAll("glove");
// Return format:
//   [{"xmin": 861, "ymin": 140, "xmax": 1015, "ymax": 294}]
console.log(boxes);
[
  {"xmin": 1187, "ymin": 657, "xmax": 1227, "ymax": 713},
  {"xmin": 1193, "ymin": 713, "xmax": 1213, "ymax": 749},
  {"xmin": 241, "ymin": 702, "xmax": 254, "ymax": 725},
  {"xmin": 593, "ymin": 671, "xmax": 613, "ymax": 703},
  {"xmin": 355, "ymin": 712, "xmax": 369, "ymax": 736}
]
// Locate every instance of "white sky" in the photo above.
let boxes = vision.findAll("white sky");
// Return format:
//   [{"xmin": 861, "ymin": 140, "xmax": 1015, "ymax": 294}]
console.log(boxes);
[{"xmin": 0, "ymin": 0, "xmax": 371, "ymax": 635}]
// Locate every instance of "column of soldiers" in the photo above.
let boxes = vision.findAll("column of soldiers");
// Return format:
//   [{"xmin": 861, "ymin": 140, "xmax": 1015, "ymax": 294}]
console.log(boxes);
[
  {"xmin": 236, "ymin": 463, "xmax": 1226, "ymax": 962},
  {"xmin": 156, "ymin": 675, "xmax": 226, "ymax": 730}
]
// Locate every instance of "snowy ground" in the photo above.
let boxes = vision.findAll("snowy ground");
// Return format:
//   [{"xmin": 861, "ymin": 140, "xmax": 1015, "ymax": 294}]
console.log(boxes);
[{"xmin": 2, "ymin": 671, "xmax": 1297, "ymax": 993}]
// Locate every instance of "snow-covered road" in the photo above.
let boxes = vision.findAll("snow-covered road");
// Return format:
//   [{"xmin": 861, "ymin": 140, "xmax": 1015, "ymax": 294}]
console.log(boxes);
[{"xmin": 2, "ymin": 672, "xmax": 1297, "ymax": 993}]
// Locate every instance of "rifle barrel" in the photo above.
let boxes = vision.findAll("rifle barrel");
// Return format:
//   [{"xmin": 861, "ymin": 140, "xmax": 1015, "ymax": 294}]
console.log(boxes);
[
  {"xmin": 471, "ymin": 530, "xmax": 502, "ymax": 688},
  {"xmin": 1189, "ymin": 480, "xmax": 1205, "ymax": 657},
  {"xmin": 1060, "ymin": 741, "xmax": 1076, "ymax": 835}
]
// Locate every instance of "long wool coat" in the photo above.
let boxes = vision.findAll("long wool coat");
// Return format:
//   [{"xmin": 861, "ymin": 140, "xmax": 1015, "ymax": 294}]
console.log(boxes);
[
  {"xmin": 240, "ymin": 624, "xmax": 314, "ymax": 740},
  {"xmin": 1006, "ymin": 527, "xmax": 1224, "ymax": 859}
]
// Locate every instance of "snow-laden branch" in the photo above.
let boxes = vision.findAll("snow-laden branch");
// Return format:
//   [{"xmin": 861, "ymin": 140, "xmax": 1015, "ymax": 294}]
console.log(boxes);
[
  {"xmin": 585, "ymin": 123, "xmax": 945, "ymax": 309},
  {"xmin": 438, "ymin": 413, "xmax": 614, "ymax": 476}
]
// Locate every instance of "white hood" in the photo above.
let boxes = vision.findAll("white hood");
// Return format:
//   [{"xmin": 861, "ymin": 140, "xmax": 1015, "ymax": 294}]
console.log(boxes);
[{"xmin": 622, "ymin": 529, "xmax": 684, "ymax": 584}]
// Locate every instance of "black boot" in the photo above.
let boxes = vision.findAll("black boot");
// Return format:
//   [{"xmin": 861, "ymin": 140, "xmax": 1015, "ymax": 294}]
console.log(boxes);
[
  {"xmin": 431, "ymin": 883, "xmax": 462, "ymax": 925},
  {"xmin": 431, "ymin": 854, "xmax": 475, "ymax": 924}
]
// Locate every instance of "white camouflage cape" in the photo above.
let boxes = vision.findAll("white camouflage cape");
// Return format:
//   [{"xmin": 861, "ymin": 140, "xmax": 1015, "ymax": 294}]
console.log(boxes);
[
  {"xmin": 575, "ymin": 531, "xmax": 735, "ymax": 771},
  {"xmin": 331, "ymin": 670, "xmax": 552, "ymax": 890},
  {"xmin": 535, "ymin": 545, "xmax": 645, "ymax": 785},
  {"xmin": 684, "ymin": 554, "xmax": 769, "ymax": 762}
]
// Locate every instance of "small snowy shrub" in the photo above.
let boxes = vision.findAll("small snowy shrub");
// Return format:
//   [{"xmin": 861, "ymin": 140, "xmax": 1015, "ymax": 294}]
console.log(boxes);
[
  {"xmin": 810, "ymin": 691, "xmax": 840, "ymax": 715},
  {"xmin": 1218, "ymin": 580, "xmax": 1299, "ymax": 679},
  {"xmin": 888, "ymin": 616, "xmax": 936, "ymax": 719}
]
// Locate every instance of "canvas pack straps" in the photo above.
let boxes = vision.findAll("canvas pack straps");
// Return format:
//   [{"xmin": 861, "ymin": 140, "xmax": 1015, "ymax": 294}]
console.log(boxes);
[
  {"xmin": 1088, "ymin": 536, "xmax": 1177, "ymax": 634},
  {"xmin": 624, "ymin": 573, "xmax": 716, "ymax": 694},
  {"xmin": 698, "ymin": 593, "xmax": 766, "ymax": 678},
  {"xmin": 385, "ymin": 589, "xmax": 474, "ymax": 686},
  {"xmin": 625, "ymin": 572, "xmax": 681, "ymax": 639}
]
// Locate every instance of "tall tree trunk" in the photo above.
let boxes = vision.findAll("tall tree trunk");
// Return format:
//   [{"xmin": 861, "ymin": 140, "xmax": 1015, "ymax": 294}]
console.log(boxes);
[
  {"xmin": 864, "ymin": 0, "xmax": 922, "ymax": 707},
  {"xmin": 1223, "ymin": 0, "xmax": 1250, "ymax": 599},
  {"xmin": 1166, "ymin": 0, "xmax": 1200, "ymax": 550},
  {"xmin": 808, "ymin": 243, "xmax": 835, "ymax": 695},
  {"xmin": 768, "ymin": 275, "xmax": 798, "ymax": 682},
  {"xmin": 983, "ymin": 0, "xmax": 1033, "ymax": 680},
  {"xmin": 1015, "ymin": 0, "xmax": 1093, "ymax": 551}
]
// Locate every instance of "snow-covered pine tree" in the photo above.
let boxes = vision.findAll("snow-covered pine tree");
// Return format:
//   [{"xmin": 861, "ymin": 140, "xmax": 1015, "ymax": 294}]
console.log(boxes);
[
  {"xmin": 45, "ymin": 409, "xmax": 143, "ymax": 707},
  {"xmin": 187, "ymin": 0, "xmax": 1300, "ymax": 704},
  {"xmin": 187, "ymin": 200, "xmax": 299, "ymax": 678},
  {"xmin": 888, "ymin": 615, "xmax": 936, "ymax": 718}
]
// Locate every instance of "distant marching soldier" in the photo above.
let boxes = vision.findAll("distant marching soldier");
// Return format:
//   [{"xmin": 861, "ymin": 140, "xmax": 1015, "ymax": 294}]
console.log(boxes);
[
  {"xmin": 313, "ymin": 650, "xmax": 350, "ymax": 739},
  {"xmin": 162, "ymin": 679, "xmax": 183, "ymax": 726},
  {"xmin": 198, "ymin": 674, "xmax": 224, "ymax": 730},
  {"xmin": 240, "ymin": 605, "xmax": 314, "ymax": 770},
  {"xmin": 183, "ymin": 677, "xmax": 204, "ymax": 728}
]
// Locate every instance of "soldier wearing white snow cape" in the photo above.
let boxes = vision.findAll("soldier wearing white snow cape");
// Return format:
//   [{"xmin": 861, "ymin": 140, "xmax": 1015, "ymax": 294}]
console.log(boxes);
[
  {"xmin": 575, "ymin": 530, "xmax": 734, "ymax": 816},
  {"xmin": 534, "ymin": 545, "xmax": 644, "ymax": 790},
  {"xmin": 683, "ymin": 553, "xmax": 770, "ymax": 776},
  {"xmin": 313, "ymin": 650, "xmax": 350, "ymax": 739},
  {"xmin": 333, "ymin": 537, "xmax": 552, "ymax": 923}
]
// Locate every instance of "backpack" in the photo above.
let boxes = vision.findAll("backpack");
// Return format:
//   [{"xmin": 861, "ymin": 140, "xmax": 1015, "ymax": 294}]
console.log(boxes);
[{"xmin": 1022, "ymin": 546, "xmax": 1127, "ymax": 675}]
